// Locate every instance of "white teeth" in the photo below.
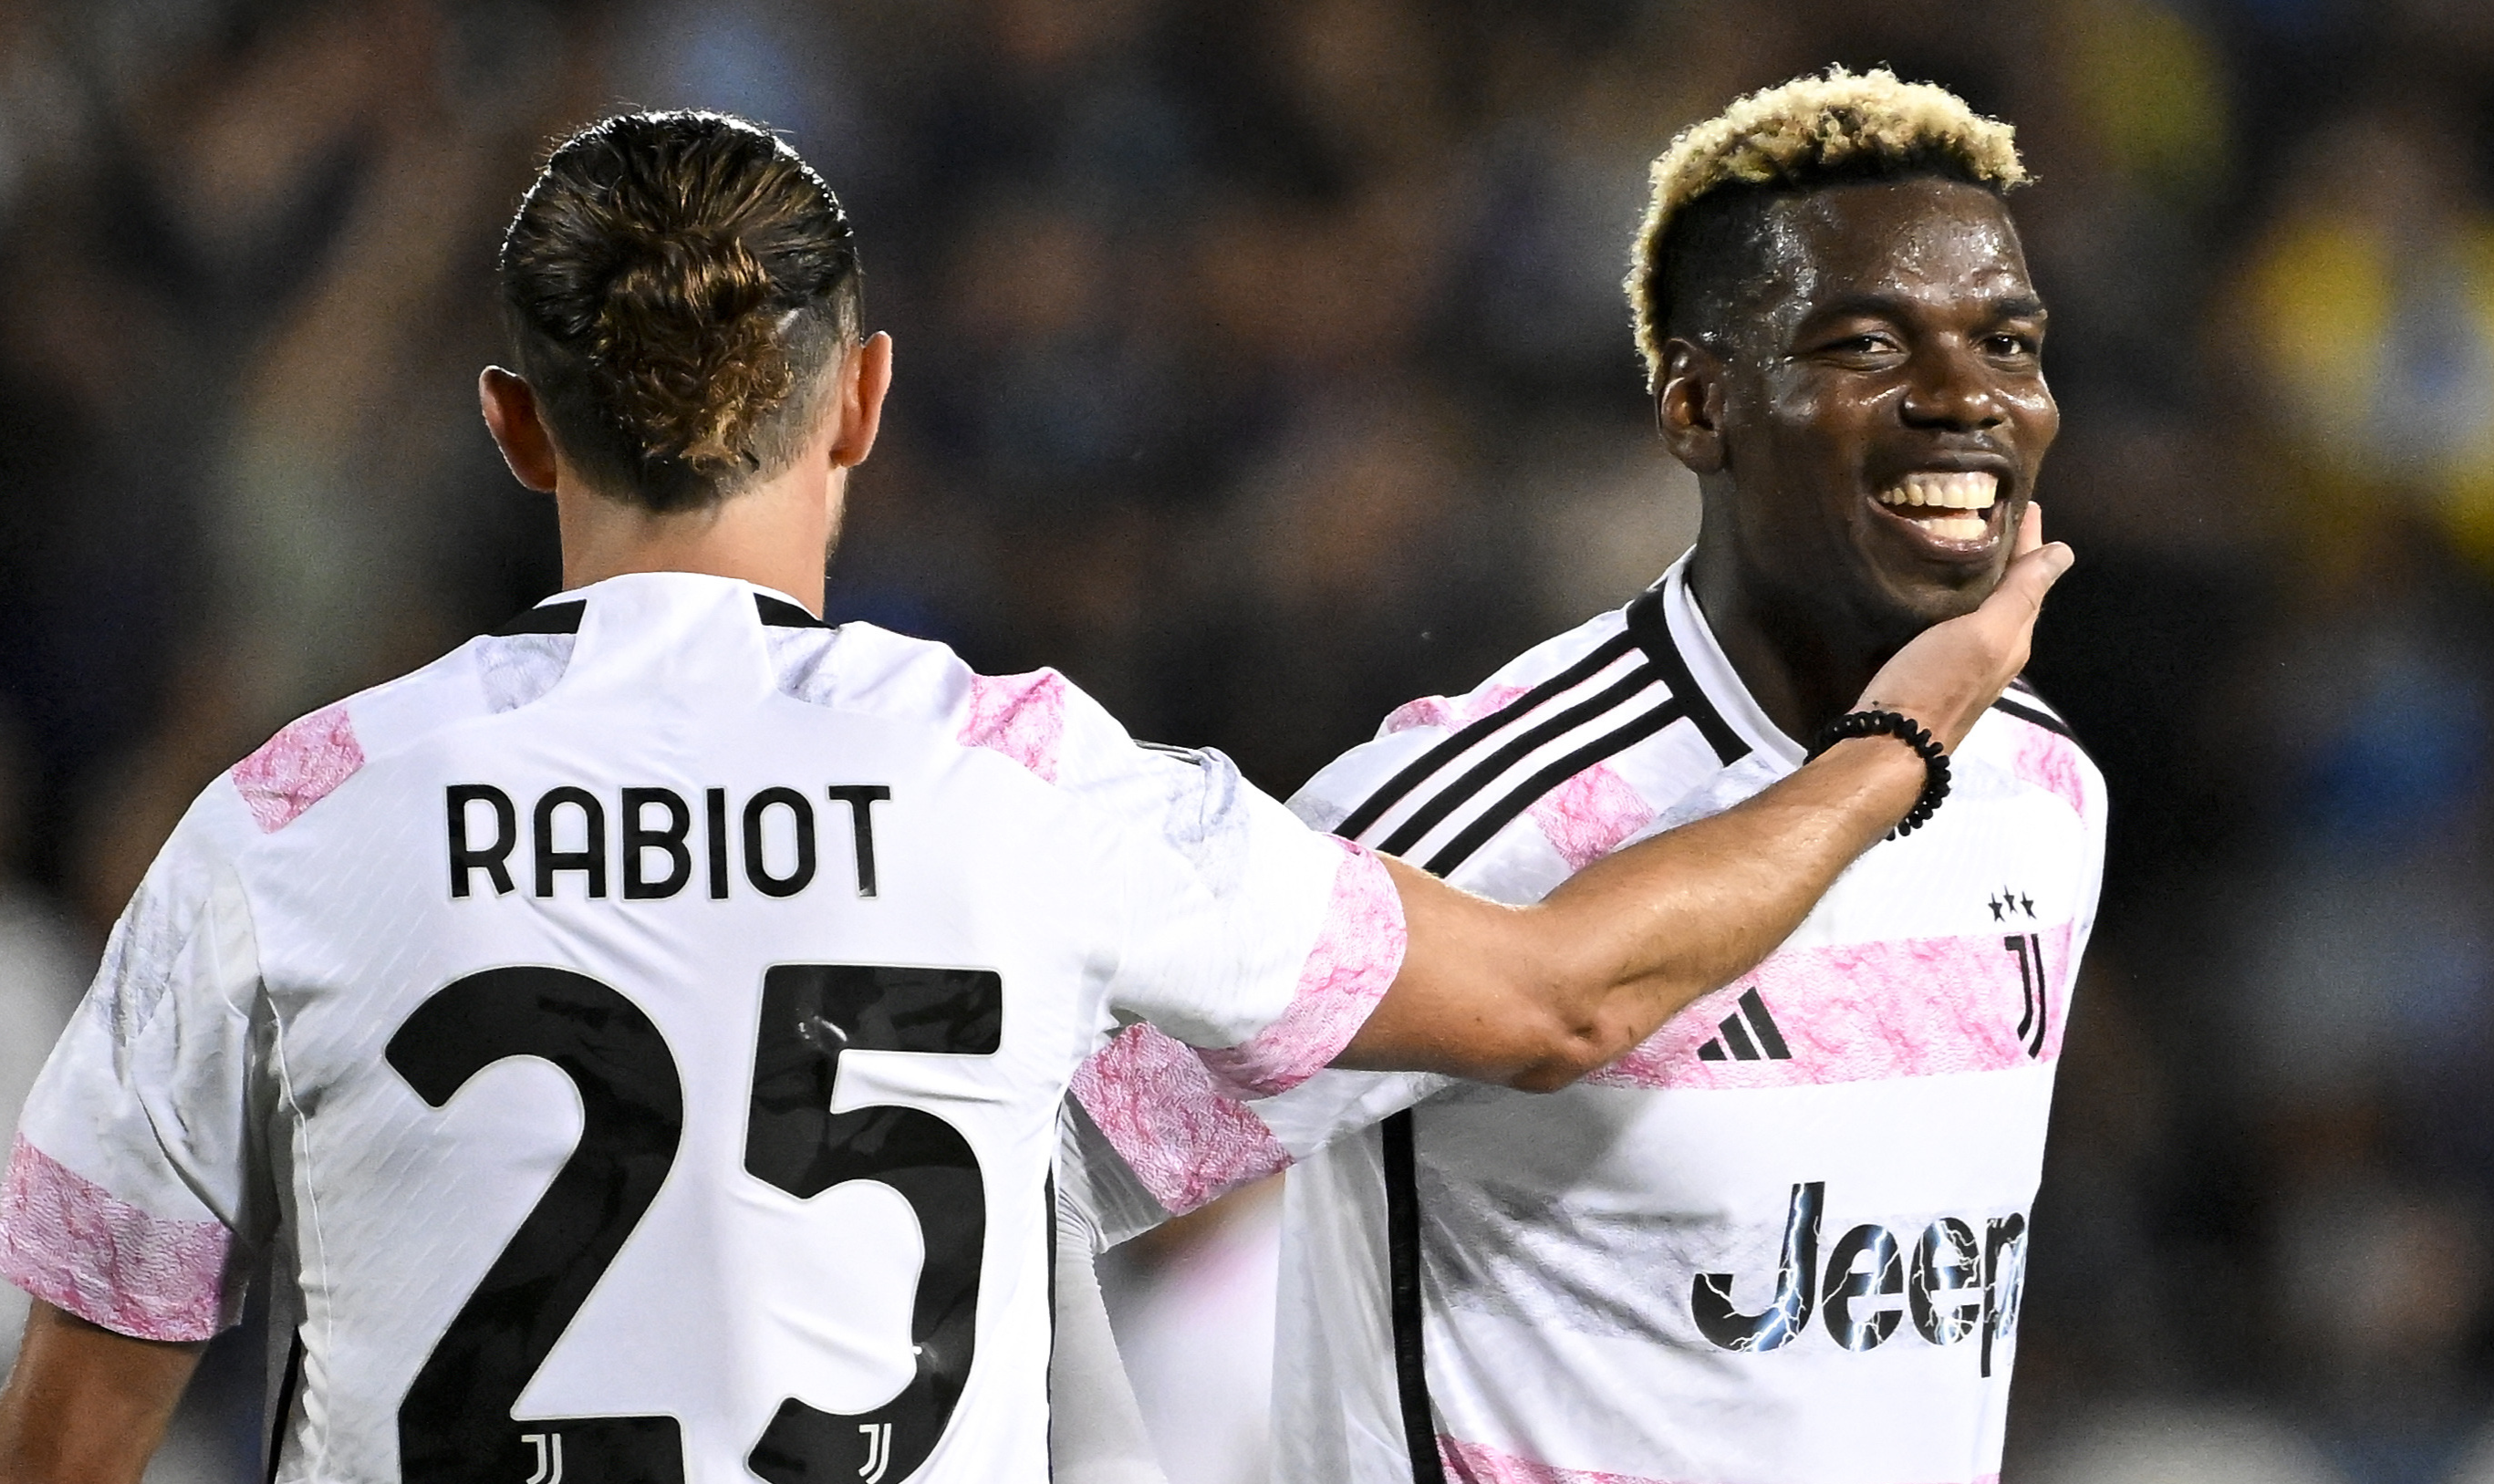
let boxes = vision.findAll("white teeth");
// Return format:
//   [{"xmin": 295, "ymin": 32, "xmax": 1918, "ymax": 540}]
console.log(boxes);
[
  {"xmin": 1877, "ymin": 472, "xmax": 2000, "ymax": 511},
  {"xmin": 1924, "ymin": 515, "xmax": 1987, "ymax": 541}
]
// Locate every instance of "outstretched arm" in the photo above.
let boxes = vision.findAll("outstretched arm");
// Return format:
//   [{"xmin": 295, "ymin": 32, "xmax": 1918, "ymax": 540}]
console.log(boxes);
[
  {"xmin": 0, "ymin": 1300, "xmax": 203, "ymax": 1484},
  {"xmin": 1341, "ymin": 519, "xmax": 2073, "ymax": 1090}
]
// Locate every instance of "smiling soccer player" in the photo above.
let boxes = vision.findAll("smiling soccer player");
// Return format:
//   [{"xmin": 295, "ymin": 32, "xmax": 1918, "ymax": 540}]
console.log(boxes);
[{"xmin": 1058, "ymin": 68, "xmax": 2105, "ymax": 1484}]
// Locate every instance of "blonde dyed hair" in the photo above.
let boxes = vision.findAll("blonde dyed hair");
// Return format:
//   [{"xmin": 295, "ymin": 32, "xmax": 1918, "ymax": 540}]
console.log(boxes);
[{"xmin": 1626, "ymin": 67, "xmax": 2028, "ymax": 388}]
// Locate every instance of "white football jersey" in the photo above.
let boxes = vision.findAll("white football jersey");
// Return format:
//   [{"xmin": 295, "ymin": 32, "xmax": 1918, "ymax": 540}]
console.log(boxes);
[
  {"xmin": 0, "ymin": 572, "xmax": 1408, "ymax": 1484},
  {"xmin": 1065, "ymin": 555, "xmax": 2106, "ymax": 1484}
]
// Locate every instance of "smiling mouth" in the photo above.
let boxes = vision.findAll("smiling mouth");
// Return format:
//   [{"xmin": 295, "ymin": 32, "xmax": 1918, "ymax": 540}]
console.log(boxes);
[{"xmin": 1874, "ymin": 471, "xmax": 1999, "ymax": 544}]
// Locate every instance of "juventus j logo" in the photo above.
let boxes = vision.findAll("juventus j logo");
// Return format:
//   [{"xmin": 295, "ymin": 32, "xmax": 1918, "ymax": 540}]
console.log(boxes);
[
  {"xmin": 521, "ymin": 1433, "xmax": 563, "ymax": 1484},
  {"xmin": 2003, "ymin": 934, "xmax": 2047, "ymax": 1058},
  {"xmin": 857, "ymin": 1422, "xmax": 893, "ymax": 1483},
  {"xmin": 1697, "ymin": 988, "xmax": 1791, "ymax": 1062}
]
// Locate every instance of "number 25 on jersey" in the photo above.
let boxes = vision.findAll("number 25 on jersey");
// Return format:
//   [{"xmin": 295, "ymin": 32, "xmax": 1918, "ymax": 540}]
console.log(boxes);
[{"xmin": 385, "ymin": 961, "xmax": 1003, "ymax": 1484}]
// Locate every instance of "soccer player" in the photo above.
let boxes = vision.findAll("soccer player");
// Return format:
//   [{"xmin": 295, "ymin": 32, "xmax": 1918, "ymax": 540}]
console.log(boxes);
[
  {"xmin": 0, "ymin": 110, "xmax": 2062, "ymax": 1484},
  {"xmin": 1055, "ymin": 69, "xmax": 2104, "ymax": 1484}
]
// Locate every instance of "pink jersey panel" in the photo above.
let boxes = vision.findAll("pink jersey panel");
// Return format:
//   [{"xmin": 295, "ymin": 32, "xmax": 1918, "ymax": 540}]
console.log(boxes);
[
  {"xmin": 1527, "ymin": 761, "xmax": 1658, "ymax": 873},
  {"xmin": 1441, "ymin": 1437, "xmax": 1998, "ymax": 1484},
  {"xmin": 1073, "ymin": 1026, "xmax": 1293, "ymax": 1216},
  {"xmin": 1383, "ymin": 683, "xmax": 1532, "ymax": 737},
  {"xmin": 0, "ymin": 1136, "xmax": 232, "ymax": 1342},
  {"xmin": 959, "ymin": 669, "xmax": 1068, "ymax": 783},
  {"xmin": 231, "ymin": 703, "xmax": 365, "ymax": 834},
  {"xmin": 1590, "ymin": 924, "xmax": 2074, "ymax": 1091},
  {"xmin": 1439, "ymin": 1435, "xmax": 1687, "ymax": 1484},
  {"xmin": 1194, "ymin": 840, "xmax": 1407, "ymax": 1099},
  {"xmin": 2010, "ymin": 722, "xmax": 2089, "ymax": 819}
]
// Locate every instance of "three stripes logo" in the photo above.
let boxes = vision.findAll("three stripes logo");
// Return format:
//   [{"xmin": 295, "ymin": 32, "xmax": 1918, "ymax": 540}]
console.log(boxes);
[
  {"xmin": 1696, "ymin": 988, "xmax": 1791, "ymax": 1063},
  {"xmin": 2003, "ymin": 934, "xmax": 2047, "ymax": 1059}
]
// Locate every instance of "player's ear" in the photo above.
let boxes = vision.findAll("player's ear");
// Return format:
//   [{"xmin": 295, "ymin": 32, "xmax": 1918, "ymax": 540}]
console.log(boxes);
[
  {"xmin": 479, "ymin": 368, "xmax": 561, "ymax": 493},
  {"xmin": 827, "ymin": 332, "xmax": 892, "ymax": 471},
  {"xmin": 1655, "ymin": 338, "xmax": 1728, "ymax": 476}
]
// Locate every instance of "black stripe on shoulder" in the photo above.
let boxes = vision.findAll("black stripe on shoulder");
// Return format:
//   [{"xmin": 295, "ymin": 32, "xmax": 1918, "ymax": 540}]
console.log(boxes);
[
  {"xmin": 1991, "ymin": 696, "xmax": 2071, "ymax": 737},
  {"xmin": 1990, "ymin": 690, "xmax": 2102, "ymax": 778},
  {"xmin": 1993, "ymin": 677, "xmax": 2077, "ymax": 738},
  {"xmin": 493, "ymin": 600, "xmax": 584, "ymax": 636},
  {"xmin": 756, "ymin": 594, "xmax": 830, "ymax": 628},
  {"xmin": 2002, "ymin": 675, "xmax": 2065, "ymax": 719},
  {"xmin": 1375, "ymin": 663, "xmax": 1664, "ymax": 856},
  {"xmin": 1335, "ymin": 630, "xmax": 1639, "ymax": 841},
  {"xmin": 1420, "ymin": 699, "xmax": 1687, "ymax": 875},
  {"xmin": 1624, "ymin": 585, "xmax": 1748, "ymax": 765}
]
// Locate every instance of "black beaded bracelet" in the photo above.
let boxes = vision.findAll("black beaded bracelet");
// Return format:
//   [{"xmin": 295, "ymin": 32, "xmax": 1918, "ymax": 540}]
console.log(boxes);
[{"xmin": 1805, "ymin": 709, "xmax": 1951, "ymax": 838}]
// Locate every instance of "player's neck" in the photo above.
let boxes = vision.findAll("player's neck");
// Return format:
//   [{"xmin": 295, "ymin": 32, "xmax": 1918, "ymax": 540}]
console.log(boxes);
[
  {"xmin": 553, "ymin": 465, "xmax": 845, "ymax": 617},
  {"xmin": 1686, "ymin": 545, "xmax": 1897, "ymax": 750}
]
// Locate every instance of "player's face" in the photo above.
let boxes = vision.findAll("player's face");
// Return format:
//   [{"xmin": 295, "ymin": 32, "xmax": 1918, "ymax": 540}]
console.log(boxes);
[{"xmin": 1709, "ymin": 178, "xmax": 2056, "ymax": 638}]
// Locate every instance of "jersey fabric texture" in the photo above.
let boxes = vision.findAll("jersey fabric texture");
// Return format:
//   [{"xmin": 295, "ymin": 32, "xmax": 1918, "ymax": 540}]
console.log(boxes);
[
  {"xmin": 0, "ymin": 573, "xmax": 1408, "ymax": 1484},
  {"xmin": 1064, "ymin": 555, "xmax": 2106, "ymax": 1484}
]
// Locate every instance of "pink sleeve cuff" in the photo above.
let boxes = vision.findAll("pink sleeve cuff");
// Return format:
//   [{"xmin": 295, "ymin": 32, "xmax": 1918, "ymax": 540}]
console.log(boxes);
[
  {"xmin": 0, "ymin": 1136, "xmax": 234, "ymax": 1342},
  {"xmin": 1072, "ymin": 1025, "xmax": 1294, "ymax": 1217},
  {"xmin": 1194, "ymin": 838, "xmax": 1407, "ymax": 1100}
]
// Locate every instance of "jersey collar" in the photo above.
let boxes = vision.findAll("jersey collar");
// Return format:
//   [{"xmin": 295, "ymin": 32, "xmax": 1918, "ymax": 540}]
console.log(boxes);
[
  {"xmin": 1644, "ymin": 555, "xmax": 1808, "ymax": 770},
  {"xmin": 503, "ymin": 576, "xmax": 827, "ymax": 635}
]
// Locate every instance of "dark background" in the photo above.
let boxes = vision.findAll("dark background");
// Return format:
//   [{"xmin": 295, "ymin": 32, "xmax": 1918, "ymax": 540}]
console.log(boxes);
[{"xmin": 4, "ymin": 0, "xmax": 2493, "ymax": 1479}]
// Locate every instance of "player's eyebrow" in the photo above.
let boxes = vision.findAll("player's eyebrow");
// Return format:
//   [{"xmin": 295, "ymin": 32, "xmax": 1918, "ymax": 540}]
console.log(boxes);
[
  {"xmin": 1801, "ymin": 291, "xmax": 2050, "ymax": 327},
  {"xmin": 1798, "ymin": 293, "xmax": 1913, "ymax": 327}
]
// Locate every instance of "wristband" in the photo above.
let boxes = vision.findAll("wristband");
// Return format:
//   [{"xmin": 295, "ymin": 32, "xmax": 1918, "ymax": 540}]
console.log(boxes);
[{"xmin": 1805, "ymin": 709, "xmax": 1950, "ymax": 838}]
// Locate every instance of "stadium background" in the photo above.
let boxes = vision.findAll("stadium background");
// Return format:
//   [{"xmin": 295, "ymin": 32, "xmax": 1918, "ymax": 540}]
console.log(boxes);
[{"xmin": 0, "ymin": 0, "xmax": 2491, "ymax": 1479}]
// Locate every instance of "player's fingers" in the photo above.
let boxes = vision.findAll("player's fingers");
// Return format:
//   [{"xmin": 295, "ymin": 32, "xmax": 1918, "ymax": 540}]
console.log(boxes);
[{"xmin": 2013, "ymin": 502, "xmax": 2043, "ymax": 560}]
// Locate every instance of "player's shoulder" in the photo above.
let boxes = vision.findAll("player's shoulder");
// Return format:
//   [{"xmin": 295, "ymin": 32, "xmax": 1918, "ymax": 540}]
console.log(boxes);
[
  {"xmin": 192, "ymin": 638, "xmax": 507, "ymax": 852},
  {"xmin": 771, "ymin": 620, "xmax": 1180, "ymax": 794},
  {"xmin": 1965, "ymin": 677, "xmax": 2106, "ymax": 825},
  {"xmin": 1371, "ymin": 607, "xmax": 1636, "ymax": 742},
  {"xmin": 1294, "ymin": 597, "xmax": 1694, "ymax": 839},
  {"xmin": 205, "ymin": 599, "xmax": 662, "ymax": 846}
]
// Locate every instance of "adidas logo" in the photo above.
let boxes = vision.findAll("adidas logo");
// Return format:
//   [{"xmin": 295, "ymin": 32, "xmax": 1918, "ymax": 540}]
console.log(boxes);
[{"xmin": 1697, "ymin": 988, "xmax": 1791, "ymax": 1062}]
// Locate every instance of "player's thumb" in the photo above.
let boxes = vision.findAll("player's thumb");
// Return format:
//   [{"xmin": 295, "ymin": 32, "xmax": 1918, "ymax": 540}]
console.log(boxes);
[
  {"xmin": 1975, "ymin": 506, "xmax": 2074, "ymax": 626},
  {"xmin": 1984, "ymin": 537, "xmax": 2075, "ymax": 626}
]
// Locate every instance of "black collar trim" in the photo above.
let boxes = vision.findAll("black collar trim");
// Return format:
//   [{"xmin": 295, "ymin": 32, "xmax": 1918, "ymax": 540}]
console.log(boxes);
[
  {"xmin": 492, "ymin": 600, "xmax": 585, "ymax": 637},
  {"xmin": 755, "ymin": 594, "xmax": 830, "ymax": 628},
  {"xmin": 1623, "ymin": 583, "xmax": 1750, "ymax": 766},
  {"xmin": 491, "ymin": 593, "xmax": 828, "ymax": 637}
]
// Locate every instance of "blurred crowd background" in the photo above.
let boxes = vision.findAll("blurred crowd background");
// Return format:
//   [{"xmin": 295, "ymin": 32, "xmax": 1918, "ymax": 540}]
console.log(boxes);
[{"xmin": 3, "ymin": 0, "xmax": 2494, "ymax": 1479}]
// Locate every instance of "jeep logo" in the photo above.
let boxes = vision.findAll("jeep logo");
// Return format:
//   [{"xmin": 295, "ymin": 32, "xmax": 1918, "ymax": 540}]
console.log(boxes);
[{"xmin": 1691, "ymin": 1182, "xmax": 2028, "ymax": 1376}]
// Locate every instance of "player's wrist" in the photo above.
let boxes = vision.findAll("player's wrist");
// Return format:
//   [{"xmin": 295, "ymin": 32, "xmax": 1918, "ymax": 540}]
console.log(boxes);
[
  {"xmin": 1807, "ymin": 710, "xmax": 1950, "ymax": 838},
  {"xmin": 1796, "ymin": 730, "xmax": 1929, "ymax": 844}
]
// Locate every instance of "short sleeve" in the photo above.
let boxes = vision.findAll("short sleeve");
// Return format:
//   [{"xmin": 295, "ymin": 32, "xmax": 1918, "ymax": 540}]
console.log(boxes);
[
  {"xmin": 0, "ymin": 812, "xmax": 266, "ymax": 1341},
  {"xmin": 947, "ymin": 659, "xmax": 1406, "ymax": 1090},
  {"xmin": 1099, "ymin": 743, "xmax": 1408, "ymax": 1101}
]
